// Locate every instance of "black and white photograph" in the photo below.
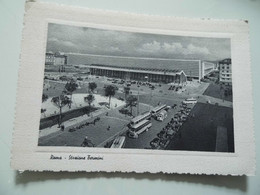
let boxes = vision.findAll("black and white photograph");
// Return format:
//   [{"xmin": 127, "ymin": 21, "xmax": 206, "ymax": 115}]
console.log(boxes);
[
  {"xmin": 10, "ymin": 2, "xmax": 255, "ymax": 175},
  {"xmin": 38, "ymin": 23, "xmax": 234, "ymax": 152}
]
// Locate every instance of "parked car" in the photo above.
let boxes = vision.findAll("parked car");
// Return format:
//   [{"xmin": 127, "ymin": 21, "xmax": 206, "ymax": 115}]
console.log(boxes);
[
  {"xmin": 77, "ymin": 77, "xmax": 83, "ymax": 81},
  {"xmin": 150, "ymin": 138, "xmax": 160, "ymax": 148},
  {"xmin": 157, "ymin": 132, "xmax": 164, "ymax": 139},
  {"xmin": 171, "ymin": 104, "xmax": 177, "ymax": 109},
  {"xmin": 118, "ymin": 97, "xmax": 124, "ymax": 101},
  {"xmin": 127, "ymin": 131, "xmax": 138, "ymax": 139},
  {"xmin": 59, "ymin": 76, "xmax": 69, "ymax": 81}
]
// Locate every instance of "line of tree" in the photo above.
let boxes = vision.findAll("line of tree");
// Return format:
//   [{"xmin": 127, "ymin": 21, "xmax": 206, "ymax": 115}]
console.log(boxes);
[
  {"xmin": 51, "ymin": 95, "xmax": 71, "ymax": 127},
  {"xmin": 104, "ymin": 85, "xmax": 117, "ymax": 108},
  {"xmin": 84, "ymin": 94, "xmax": 95, "ymax": 107},
  {"xmin": 124, "ymin": 86, "xmax": 130, "ymax": 100},
  {"xmin": 42, "ymin": 93, "xmax": 48, "ymax": 102},
  {"xmin": 88, "ymin": 82, "xmax": 97, "ymax": 94},
  {"xmin": 64, "ymin": 80, "xmax": 78, "ymax": 109},
  {"xmin": 126, "ymin": 95, "xmax": 138, "ymax": 115}
]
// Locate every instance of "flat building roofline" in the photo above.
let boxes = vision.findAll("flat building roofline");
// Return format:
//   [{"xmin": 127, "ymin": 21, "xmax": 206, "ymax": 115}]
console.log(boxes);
[{"xmin": 88, "ymin": 64, "xmax": 187, "ymax": 76}]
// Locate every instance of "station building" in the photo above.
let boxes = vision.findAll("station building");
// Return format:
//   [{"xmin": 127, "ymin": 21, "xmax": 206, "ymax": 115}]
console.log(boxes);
[
  {"xmin": 83, "ymin": 59, "xmax": 216, "ymax": 84},
  {"xmin": 86, "ymin": 64, "xmax": 187, "ymax": 84}
]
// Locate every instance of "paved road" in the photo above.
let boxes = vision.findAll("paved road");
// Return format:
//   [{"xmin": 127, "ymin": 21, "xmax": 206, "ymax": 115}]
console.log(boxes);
[
  {"xmin": 198, "ymin": 95, "xmax": 233, "ymax": 108},
  {"xmin": 124, "ymin": 104, "xmax": 183, "ymax": 149},
  {"xmin": 40, "ymin": 74, "xmax": 232, "ymax": 149}
]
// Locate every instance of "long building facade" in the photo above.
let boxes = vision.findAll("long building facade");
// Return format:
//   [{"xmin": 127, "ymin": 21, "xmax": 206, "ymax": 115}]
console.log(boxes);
[
  {"xmin": 81, "ymin": 57, "xmax": 216, "ymax": 81},
  {"xmin": 86, "ymin": 64, "xmax": 187, "ymax": 84}
]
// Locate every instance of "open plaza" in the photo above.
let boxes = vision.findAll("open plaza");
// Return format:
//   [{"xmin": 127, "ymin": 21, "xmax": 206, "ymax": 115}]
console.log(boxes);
[{"xmin": 38, "ymin": 61, "xmax": 234, "ymax": 152}]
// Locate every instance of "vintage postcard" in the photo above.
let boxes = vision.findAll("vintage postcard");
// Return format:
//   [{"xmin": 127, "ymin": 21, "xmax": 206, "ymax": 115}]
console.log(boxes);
[{"xmin": 11, "ymin": 2, "xmax": 255, "ymax": 175}]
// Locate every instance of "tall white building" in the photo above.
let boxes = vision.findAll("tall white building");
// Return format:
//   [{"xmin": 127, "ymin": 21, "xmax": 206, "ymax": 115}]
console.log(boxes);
[{"xmin": 219, "ymin": 58, "xmax": 232, "ymax": 85}]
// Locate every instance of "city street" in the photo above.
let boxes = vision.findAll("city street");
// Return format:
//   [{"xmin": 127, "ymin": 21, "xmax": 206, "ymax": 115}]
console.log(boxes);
[
  {"xmin": 39, "ymin": 72, "xmax": 234, "ymax": 152},
  {"xmin": 124, "ymin": 107, "xmax": 181, "ymax": 149}
]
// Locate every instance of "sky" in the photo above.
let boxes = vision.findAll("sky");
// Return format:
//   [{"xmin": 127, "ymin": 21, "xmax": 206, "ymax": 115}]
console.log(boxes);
[{"xmin": 46, "ymin": 23, "xmax": 231, "ymax": 65}]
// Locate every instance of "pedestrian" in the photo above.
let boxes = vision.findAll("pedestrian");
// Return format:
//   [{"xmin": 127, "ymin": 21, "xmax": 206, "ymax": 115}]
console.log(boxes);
[{"xmin": 107, "ymin": 126, "xmax": 110, "ymax": 131}]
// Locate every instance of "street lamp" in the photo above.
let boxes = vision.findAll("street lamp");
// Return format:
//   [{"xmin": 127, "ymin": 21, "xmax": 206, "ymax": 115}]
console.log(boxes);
[
  {"xmin": 144, "ymin": 75, "xmax": 148, "ymax": 83},
  {"xmin": 137, "ymin": 84, "xmax": 140, "ymax": 115}
]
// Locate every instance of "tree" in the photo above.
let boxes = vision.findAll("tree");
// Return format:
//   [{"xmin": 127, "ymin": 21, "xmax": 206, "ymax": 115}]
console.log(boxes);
[
  {"xmin": 104, "ymin": 85, "xmax": 117, "ymax": 108},
  {"xmin": 88, "ymin": 82, "xmax": 97, "ymax": 94},
  {"xmin": 64, "ymin": 80, "xmax": 78, "ymax": 108},
  {"xmin": 124, "ymin": 86, "xmax": 130, "ymax": 100},
  {"xmin": 41, "ymin": 108, "xmax": 47, "ymax": 117},
  {"xmin": 84, "ymin": 94, "xmax": 95, "ymax": 107},
  {"xmin": 42, "ymin": 93, "xmax": 48, "ymax": 102},
  {"xmin": 51, "ymin": 95, "xmax": 71, "ymax": 127},
  {"xmin": 126, "ymin": 95, "xmax": 138, "ymax": 115}
]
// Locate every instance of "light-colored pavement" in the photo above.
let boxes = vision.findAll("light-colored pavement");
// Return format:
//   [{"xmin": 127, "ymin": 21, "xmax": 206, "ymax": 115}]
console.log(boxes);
[{"xmin": 198, "ymin": 95, "xmax": 233, "ymax": 108}]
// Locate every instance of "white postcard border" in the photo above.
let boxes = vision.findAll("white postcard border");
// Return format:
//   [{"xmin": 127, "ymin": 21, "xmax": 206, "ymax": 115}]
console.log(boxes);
[{"xmin": 11, "ymin": 2, "xmax": 255, "ymax": 175}]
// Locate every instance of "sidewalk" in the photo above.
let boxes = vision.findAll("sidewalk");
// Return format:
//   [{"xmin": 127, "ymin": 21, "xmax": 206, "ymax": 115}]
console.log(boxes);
[
  {"xmin": 199, "ymin": 95, "xmax": 233, "ymax": 108},
  {"xmin": 39, "ymin": 108, "xmax": 107, "ymax": 138}
]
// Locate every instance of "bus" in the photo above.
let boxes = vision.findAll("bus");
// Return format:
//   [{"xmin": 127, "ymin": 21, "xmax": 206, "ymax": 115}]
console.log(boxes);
[
  {"xmin": 110, "ymin": 136, "xmax": 126, "ymax": 148},
  {"xmin": 128, "ymin": 119, "xmax": 152, "ymax": 138},
  {"xmin": 129, "ymin": 112, "xmax": 151, "ymax": 127},
  {"xmin": 151, "ymin": 104, "xmax": 167, "ymax": 117},
  {"xmin": 182, "ymin": 97, "xmax": 197, "ymax": 104},
  {"xmin": 156, "ymin": 110, "xmax": 167, "ymax": 121}
]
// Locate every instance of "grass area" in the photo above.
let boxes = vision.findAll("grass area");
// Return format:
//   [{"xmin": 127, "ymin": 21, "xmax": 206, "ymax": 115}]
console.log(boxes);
[
  {"xmin": 166, "ymin": 102, "xmax": 234, "ymax": 152},
  {"xmin": 40, "ymin": 106, "xmax": 98, "ymax": 130},
  {"xmin": 203, "ymin": 82, "xmax": 233, "ymax": 102}
]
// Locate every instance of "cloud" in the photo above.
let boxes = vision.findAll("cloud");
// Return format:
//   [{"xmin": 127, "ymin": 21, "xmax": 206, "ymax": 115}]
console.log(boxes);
[
  {"xmin": 184, "ymin": 44, "xmax": 210, "ymax": 55},
  {"xmin": 139, "ymin": 41, "xmax": 210, "ymax": 56},
  {"xmin": 46, "ymin": 23, "xmax": 229, "ymax": 61},
  {"xmin": 48, "ymin": 37, "xmax": 59, "ymax": 42},
  {"xmin": 110, "ymin": 46, "xmax": 120, "ymax": 51},
  {"xmin": 141, "ymin": 41, "xmax": 161, "ymax": 52},
  {"xmin": 62, "ymin": 40, "xmax": 76, "ymax": 48},
  {"xmin": 162, "ymin": 42, "xmax": 183, "ymax": 53}
]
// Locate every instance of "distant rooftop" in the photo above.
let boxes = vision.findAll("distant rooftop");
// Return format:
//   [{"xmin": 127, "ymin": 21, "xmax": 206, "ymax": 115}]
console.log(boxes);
[{"xmin": 219, "ymin": 58, "xmax": 231, "ymax": 65}]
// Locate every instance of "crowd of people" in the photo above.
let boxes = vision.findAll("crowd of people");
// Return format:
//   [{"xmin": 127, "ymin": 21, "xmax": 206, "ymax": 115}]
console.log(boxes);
[{"xmin": 68, "ymin": 117, "xmax": 101, "ymax": 132}]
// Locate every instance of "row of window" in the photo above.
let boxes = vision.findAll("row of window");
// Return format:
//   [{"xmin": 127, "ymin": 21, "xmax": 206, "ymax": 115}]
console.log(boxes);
[
  {"xmin": 220, "ymin": 66, "xmax": 231, "ymax": 69},
  {"xmin": 221, "ymin": 71, "xmax": 232, "ymax": 73},
  {"xmin": 221, "ymin": 77, "xmax": 231, "ymax": 81}
]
